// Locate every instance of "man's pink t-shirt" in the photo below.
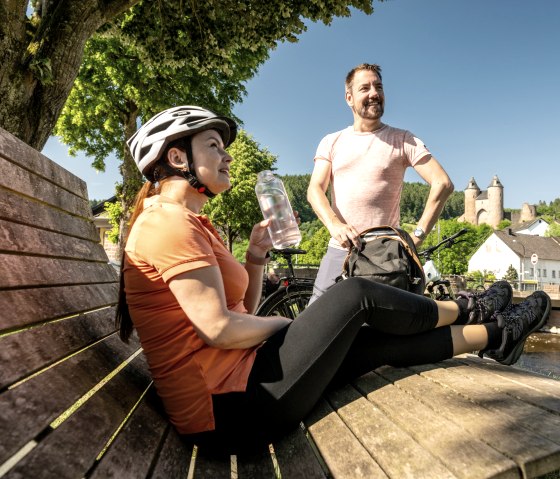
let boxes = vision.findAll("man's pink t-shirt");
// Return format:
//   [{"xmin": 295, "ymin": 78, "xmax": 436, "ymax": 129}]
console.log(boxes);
[{"xmin": 314, "ymin": 124, "xmax": 431, "ymax": 248}]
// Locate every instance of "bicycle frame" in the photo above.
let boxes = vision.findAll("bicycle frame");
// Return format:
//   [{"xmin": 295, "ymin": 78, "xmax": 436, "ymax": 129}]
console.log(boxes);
[
  {"xmin": 256, "ymin": 247, "xmax": 314, "ymax": 318},
  {"xmin": 419, "ymin": 228, "xmax": 468, "ymax": 300}
]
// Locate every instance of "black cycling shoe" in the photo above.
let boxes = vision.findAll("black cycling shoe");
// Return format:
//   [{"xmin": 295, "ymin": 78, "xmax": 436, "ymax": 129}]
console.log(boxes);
[
  {"xmin": 456, "ymin": 280, "xmax": 512, "ymax": 325},
  {"xmin": 479, "ymin": 291, "xmax": 551, "ymax": 366}
]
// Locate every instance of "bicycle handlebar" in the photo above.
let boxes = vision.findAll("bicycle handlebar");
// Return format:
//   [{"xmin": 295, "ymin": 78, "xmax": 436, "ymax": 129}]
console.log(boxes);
[
  {"xmin": 419, "ymin": 228, "xmax": 468, "ymax": 259},
  {"xmin": 272, "ymin": 247, "xmax": 307, "ymax": 256}
]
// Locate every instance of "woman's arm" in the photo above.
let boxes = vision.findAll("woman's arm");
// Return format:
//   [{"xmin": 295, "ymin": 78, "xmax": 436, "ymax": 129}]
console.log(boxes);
[
  {"xmin": 168, "ymin": 265, "xmax": 291, "ymax": 349},
  {"xmin": 242, "ymin": 219, "xmax": 273, "ymax": 314}
]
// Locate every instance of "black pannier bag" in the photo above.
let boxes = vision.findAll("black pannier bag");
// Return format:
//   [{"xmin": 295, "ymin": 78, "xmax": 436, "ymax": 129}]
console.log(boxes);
[{"xmin": 340, "ymin": 226, "xmax": 426, "ymax": 295}]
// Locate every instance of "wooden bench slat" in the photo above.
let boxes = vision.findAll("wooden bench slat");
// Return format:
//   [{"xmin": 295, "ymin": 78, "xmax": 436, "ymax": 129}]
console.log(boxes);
[
  {"xmin": 0, "ymin": 219, "xmax": 109, "ymax": 261},
  {"xmin": 458, "ymin": 356, "xmax": 560, "ymax": 398},
  {"xmin": 0, "ymin": 308, "xmax": 116, "ymax": 389},
  {"xmin": 272, "ymin": 426, "xmax": 326, "ymax": 478},
  {"xmin": 88, "ymin": 389, "xmax": 174, "ymax": 478},
  {"xmin": 327, "ymin": 384, "xmax": 457, "ymax": 479},
  {"xmin": 236, "ymin": 448, "xmax": 277, "ymax": 477},
  {"xmin": 0, "ymin": 156, "xmax": 90, "ymax": 217},
  {"xmin": 0, "ymin": 335, "xmax": 141, "ymax": 465},
  {"xmin": 375, "ymin": 363, "xmax": 560, "ymax": 478},
  {"xmin": 0, "ymin": 254, "xmax": 117, "ymax": 289},
  {"xmin": 355, "ymin": 369, "xmax": 517, "ymax": 479},
  {"xmin": 150, "ymin": 427, "xmax": 194, "ymax": 479},
  {"xmin": 0, "ymin": 130, "xmax": 87, "ymax": 198},
  {"xmin": 0, "ymin": 188, "xmax": 99, "ymax": 241},
  {"xmin": 415, "ymin": 360, "xmax": 560, "ymax": 438},
  {"xmin": 0, "ymin": 283, "xmax": 118, "ymax": 330},
  {"xmin": 305, "ymin": 397, "xmax": 388, "ymax": 478},
  {"xmin": 192, "ymin": 449, "xmax": 232, "ymax": 477},
  {"xmin": 5, "ymin": 354, "xmax": 150, "ymax": 479}
]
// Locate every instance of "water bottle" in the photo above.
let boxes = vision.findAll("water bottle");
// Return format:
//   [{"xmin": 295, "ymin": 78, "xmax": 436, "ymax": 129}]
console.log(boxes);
[{"xmin": 255, "ymin": 170, "xmax": 301, "ymax": 249}]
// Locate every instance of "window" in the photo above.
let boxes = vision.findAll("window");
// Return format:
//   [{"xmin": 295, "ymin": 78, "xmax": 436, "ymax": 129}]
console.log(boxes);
[
  {"xmin": 543, "ymin": 269, "xmax": 547, "ymax": 278},
  {"xmin": 552, "ymin": 270, "xmax": 556, "ymax": 279}
]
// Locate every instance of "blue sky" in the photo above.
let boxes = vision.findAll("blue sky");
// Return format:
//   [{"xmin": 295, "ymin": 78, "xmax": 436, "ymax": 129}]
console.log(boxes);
[{"xmin": 43, "ymin": 0, "xmax": 559, "ymax": 209}]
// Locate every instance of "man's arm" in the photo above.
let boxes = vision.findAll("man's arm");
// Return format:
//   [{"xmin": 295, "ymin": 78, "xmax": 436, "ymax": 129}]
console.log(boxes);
[
  {"xmin": 412, "ymin": 155, "xmax": 454, "ymax": 247},
  {"xmin": 307, "ymin": 159, "xmax": 361, "ymax": 248}
]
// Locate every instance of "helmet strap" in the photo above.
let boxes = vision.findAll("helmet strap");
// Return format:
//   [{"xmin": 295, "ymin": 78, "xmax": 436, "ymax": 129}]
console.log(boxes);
[
  {"xmin": 160, "ymin": 138, "xmax": 216, "ymax": 198},
  {"xmin": 179, "ymin": 169, "xmax": 217, "ymax": 198}
]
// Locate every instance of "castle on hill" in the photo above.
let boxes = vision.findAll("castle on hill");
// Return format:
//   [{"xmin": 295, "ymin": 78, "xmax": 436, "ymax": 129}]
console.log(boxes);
[{"xmin": 461, "ymin": 175, "xmax": 537, "ymax": 229}]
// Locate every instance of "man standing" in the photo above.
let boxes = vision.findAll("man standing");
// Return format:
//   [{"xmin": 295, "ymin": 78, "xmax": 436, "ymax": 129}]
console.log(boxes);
[{"xmin": 307, "ymin": 63, "xmax": 454, "ymax": 303}]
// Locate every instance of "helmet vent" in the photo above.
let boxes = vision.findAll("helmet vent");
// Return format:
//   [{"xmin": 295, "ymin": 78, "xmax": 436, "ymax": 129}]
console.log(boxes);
[
  {"xmin": 149, "ymin": 120, "xmax": 174, "ymax": 136},
  {"xmin": 140, "ymin": 145, "xmax": 151, "ymax": 159},
  {"xmin": 180, "ymin": 115, "xmax": 205, "ymax": 125}
]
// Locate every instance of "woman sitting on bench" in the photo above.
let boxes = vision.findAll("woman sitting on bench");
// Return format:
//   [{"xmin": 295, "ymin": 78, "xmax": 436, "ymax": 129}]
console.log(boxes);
[{"xmin": 116, "ymin": 105, "xmax": 551, "ymax": 454}]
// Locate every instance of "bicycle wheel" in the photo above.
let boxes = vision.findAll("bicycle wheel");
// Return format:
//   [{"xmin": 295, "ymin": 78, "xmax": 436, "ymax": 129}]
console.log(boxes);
[{"xmin": 256, "ymin": 284, "xmax": 313, "ymax": 319}]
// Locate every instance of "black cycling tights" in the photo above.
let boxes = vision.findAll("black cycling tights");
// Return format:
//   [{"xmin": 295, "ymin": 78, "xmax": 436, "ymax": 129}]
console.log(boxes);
[{"xmin": 185, "ymin": 277, "xmax": 453, "ymax": 454}]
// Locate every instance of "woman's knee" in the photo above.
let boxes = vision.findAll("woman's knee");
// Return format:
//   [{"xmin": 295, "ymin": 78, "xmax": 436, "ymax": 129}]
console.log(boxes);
[{"xmin": 331, "ymin": 277, "xmax": 384, "ymax": 301}]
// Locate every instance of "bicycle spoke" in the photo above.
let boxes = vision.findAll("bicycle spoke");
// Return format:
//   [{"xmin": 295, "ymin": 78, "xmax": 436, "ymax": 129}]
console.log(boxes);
[{"xmin": 256, "ymin": 286, "xmax": 313, "ymax": 319}]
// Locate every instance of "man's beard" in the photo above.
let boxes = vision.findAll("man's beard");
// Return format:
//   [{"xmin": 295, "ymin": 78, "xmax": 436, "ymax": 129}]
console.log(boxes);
[{"xmin": 358, "ymin": 101, "xmax": 384, "ymax": 120}]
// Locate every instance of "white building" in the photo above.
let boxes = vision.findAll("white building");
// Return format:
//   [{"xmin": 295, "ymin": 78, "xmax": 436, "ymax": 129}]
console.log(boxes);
[
  {"xmin": 513, "ymin": 218, "xmax": 549, "ymax": 236},
  {"xmin": 468, "ymin": 230, "xmax": 560, "ymax": 290}
]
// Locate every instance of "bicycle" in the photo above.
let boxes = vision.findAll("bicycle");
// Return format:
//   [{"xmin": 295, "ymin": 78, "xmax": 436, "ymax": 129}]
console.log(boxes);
[
  {"xmin": 419, "ymin": 228, "xmax": 468, "ymax": 300},
  {"xmin": 256, "ymin": 247, "xmax": 315, "ymax": 318}
]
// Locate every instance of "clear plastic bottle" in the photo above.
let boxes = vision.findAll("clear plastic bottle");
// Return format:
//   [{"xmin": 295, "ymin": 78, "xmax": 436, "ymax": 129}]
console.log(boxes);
[{"xmin": 255, "ymin": 170, "xmax": 301, "ymax": 249}]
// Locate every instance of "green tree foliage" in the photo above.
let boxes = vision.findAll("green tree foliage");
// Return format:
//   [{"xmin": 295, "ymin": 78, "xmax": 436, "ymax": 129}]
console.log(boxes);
[
  {"xmin": 546, "ymin": 222, "xmax": 560, "ymax": 237},
  {"xmin": 232, "ymin": 238, "xmax": 250, "ymax": 263},
  {"xmin": 502, "ymin": 265, "xmax": 518, "ymax": 282},
  {"xmin": 0, "ymin": 0, "xmax": 137, "ymax": 149},
  {"xmin": 497, "ymin": 219, "xmax": 512, "ymax": 230},
  {"xmin": 282, "ymin": 174, "xmax": 316, "ymax": 223},
  {"xmin": 465, "ymin": 270, "xmax": 496, "ymax": 289},
  {"xmin": 298, "ymin": 220, "xmax": 330, "ymax": 265},
  {"xmin": 537, "ymin": 198, "xmax": 560, "ymax": 219},
  {"xmin": 104, "ymin": 200, "xmax": 123, "ymax": 244},
  {"xmin": 202, "ymin": 130, "xmax": 276, "ymax": 251},
  {"xmin": 420, "ymin": 219, "xmax": 493, "ymax": 275},
  {"xmin": 400, "ymin": 182, "xmax": 463, "ymax": 223},
  {"xmin": 52, "ymin": 0, "xmax": 375, "ymax": 250},
  {"xmin": 1, "ymin": 0, "xmax": 374, "ymax": 149}
]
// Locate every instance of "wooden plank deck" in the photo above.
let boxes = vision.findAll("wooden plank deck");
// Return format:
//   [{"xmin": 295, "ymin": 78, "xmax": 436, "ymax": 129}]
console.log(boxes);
[{"xmin": 305, "ymin": 355, "xmax": 560, "ymax": 479}]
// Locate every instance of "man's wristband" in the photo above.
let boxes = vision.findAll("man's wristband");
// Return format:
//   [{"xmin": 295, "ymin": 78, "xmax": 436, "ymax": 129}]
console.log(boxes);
[{"xmin": 245, "ymin": 250, "xmax": 271, "ymax": 265}]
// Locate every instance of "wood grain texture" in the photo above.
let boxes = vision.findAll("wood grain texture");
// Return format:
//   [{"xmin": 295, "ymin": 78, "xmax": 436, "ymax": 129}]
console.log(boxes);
[
  {"xmin": 0, "ymin": 188, "xmax": 98, "ymax": 240},
  {"xmin": 0, "ymin": 335, "xmax": 141, "ymax": 465},
  {"xmin": 0, "ymin": 129, "xmax": 87, "ymax": 200},
  {"xmin": 0, "ymin": 254, "xmax": 117, "ymax": 289},
  {"xmin": 0, "ymin": 308, "xmax": 116, "ymax": 388},
  {"xmin": 305, "ymin": 397, "xmax": 388, "ymax": 478},
  {"xmin": 0, "ymin": 156, "xmax": 90, "ymax": 217},
  {"xmin": 0, "ymin": 283, "xmax": 118, "ymax": 330}
]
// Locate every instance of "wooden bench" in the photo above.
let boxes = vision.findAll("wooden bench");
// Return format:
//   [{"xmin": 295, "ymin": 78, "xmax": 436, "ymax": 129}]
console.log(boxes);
[{"xmin": 1, "ymin": 125, "xmax": 559, "ymax": 478}]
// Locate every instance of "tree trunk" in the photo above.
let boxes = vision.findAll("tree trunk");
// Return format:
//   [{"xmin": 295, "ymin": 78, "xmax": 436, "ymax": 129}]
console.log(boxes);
[
  {"xmin": 117, "ymin": 102, "xmax": 143, "ymax": 257},
  {"xmin": 0, "ymin": 0, "xmax": 137, "ymax": 150}
]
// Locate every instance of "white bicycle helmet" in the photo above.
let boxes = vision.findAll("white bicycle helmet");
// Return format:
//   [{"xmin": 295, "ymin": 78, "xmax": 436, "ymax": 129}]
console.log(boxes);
[{"xmin": 127, "ymin": 105, "xmax": 237, "ymax": 177}]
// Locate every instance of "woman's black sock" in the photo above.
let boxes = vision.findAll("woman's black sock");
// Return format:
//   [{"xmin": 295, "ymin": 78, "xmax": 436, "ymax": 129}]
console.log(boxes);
[
  {"xmin": 483, "ymin": 322, "xmax": 502, "ymax": 350},
  {"xmin": 454, "ymin": 296, "xmax": 470, "ymax": 325}
]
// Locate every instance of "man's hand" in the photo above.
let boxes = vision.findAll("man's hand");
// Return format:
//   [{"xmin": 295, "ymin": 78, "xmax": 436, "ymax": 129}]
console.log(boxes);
[
  {"xmin": 411, "ymin": 235, "xmax": 424, "ymax": 250},
  {"xmin": 329, "ymin": 216, "xmax": 361, "ymax": 249}
]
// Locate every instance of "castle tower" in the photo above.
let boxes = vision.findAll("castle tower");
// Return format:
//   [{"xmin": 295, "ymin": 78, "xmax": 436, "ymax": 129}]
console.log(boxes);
[
  {"xmin": 487, "ymin": 175, "xmax": 504, "ymax": 228},
  {"xmin": 520, "ymin": 202, "xmax": 537, "ymax": 223},
  {"xmin": 464, "ymin": 177, "xmax": 480, "ymax": 225}
]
